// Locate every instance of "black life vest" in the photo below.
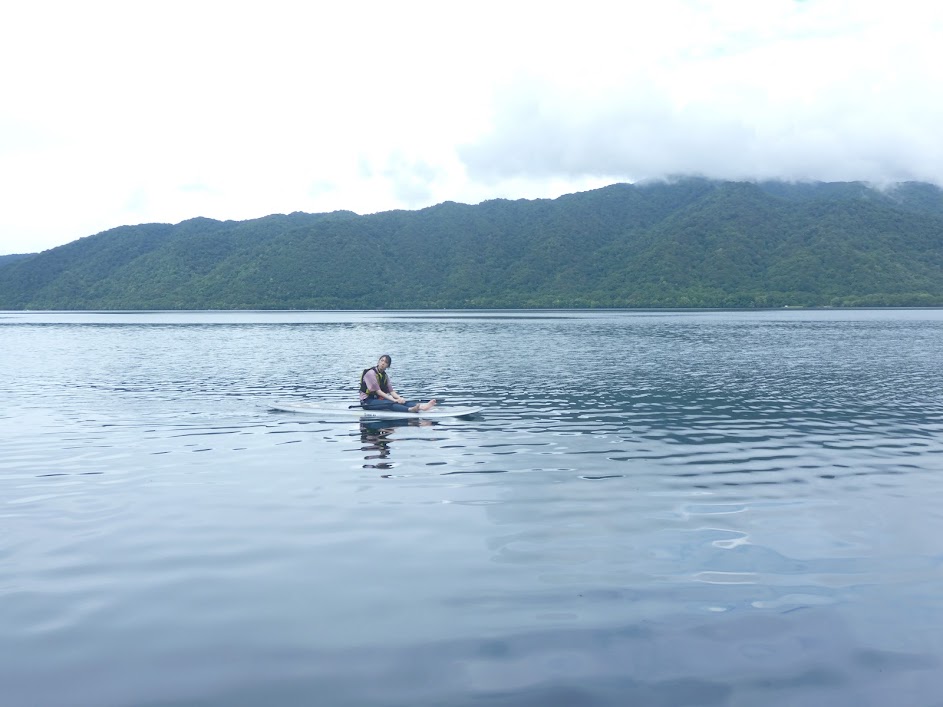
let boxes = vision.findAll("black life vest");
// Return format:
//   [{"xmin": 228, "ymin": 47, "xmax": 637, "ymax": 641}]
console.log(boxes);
[{"xmin": 360, "ymin": 366, "xmax": 389, "ymax": 396}]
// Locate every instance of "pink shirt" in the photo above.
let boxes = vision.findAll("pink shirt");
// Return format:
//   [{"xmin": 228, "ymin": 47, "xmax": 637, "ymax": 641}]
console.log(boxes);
[{"xmin": 360, "ymin": 368, "xmax": 392, "ymax": 401}]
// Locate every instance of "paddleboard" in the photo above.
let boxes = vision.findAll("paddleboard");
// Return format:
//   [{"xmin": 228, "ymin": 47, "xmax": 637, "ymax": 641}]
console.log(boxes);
[{"xmin": 271, "ymin": 401, "xmax": 482, "ymax": 420}]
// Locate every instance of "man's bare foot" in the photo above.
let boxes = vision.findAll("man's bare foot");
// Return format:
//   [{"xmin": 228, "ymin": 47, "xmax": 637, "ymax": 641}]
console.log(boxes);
[{"xmin": 408, "ymin": 399, "xmax": 438, "ymax": 413}]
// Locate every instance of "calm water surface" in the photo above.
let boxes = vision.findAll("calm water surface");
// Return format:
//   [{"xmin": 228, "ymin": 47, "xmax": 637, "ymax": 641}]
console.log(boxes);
[{"xmin": 2, "ymin": 309, "xmax": 943, "ymax": 707}]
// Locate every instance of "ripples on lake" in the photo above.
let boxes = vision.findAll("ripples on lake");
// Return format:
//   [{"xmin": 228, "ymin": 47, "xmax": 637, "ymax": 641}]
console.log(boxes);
[{"xmin": 2, "ymin": 309, "xmax": 943, "ymax": 707}]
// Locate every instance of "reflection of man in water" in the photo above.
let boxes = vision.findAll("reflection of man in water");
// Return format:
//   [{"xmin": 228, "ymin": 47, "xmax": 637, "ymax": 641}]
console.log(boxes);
[
  {"xmin": 360, "ymin": 423, "xmax": 394, "ymax": 470},
  {"xmin": 359, "ymin": 419, "xmax": 432, "ymax": 473},
  {"xmin": 359, "ymin": 354, "xmax": 437, "ymax": 413}
]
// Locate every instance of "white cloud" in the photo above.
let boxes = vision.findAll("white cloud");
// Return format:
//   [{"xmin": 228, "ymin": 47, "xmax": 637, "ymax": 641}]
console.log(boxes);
[
  {"xmin": 462, "ymin": 0, "xmax": 943, "ymax": 185},
  {"xmin": 1, "ymin": 0, "xmax": 942, "ymax": 254}
]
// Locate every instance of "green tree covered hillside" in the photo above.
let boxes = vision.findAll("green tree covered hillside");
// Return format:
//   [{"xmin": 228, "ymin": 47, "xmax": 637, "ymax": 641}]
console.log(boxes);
[
  {"xmin": 0, "ymin": 253, "xmax": 36, "ymax": 268},
  {"xmin": 1, "ymin": 178, "xmax": 942, "ymax": 309}
]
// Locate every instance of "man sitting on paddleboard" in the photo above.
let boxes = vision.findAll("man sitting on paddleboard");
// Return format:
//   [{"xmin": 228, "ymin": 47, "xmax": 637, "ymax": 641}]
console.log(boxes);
[{"xmin": 360, "ymin": 355, "xmax": 437, "ymax": 413}]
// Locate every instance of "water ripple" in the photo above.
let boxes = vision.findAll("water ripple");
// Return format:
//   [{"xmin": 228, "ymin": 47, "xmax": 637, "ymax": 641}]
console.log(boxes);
[{"xmin": 3, "ymin": 310, "xmax": 943, "ymax": 705}]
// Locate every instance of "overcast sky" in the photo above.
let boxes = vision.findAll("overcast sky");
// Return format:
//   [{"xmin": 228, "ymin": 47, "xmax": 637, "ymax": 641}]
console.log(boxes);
[{"xmin": 1, "ymin": 0, "xmax": 941, "ymax": 255}]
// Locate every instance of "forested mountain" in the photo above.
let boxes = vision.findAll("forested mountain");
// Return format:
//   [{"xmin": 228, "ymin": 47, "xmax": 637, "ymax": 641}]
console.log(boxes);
[
  {"xmin": 0, "ymin": 253, "xmax": 36, "ymax": 267},
  {"xmin": 2, "ymin": 178, "xmax": 942, "ymax": 309}
]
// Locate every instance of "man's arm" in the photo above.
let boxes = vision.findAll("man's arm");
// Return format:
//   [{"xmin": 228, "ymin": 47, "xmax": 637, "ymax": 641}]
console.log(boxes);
[
  {"xmin": 365, "ymin": 370, "xmax": 401, "ymax": 402},
  {"xmin": 387, "ymin": 383, "xmax": 405, "ymax": 404}
]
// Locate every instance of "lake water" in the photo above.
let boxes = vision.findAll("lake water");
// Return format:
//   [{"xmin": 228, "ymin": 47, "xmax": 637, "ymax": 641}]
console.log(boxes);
[{"xmin": 2, "ymin": 309, "xmax": 943, "ymax": 707}]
